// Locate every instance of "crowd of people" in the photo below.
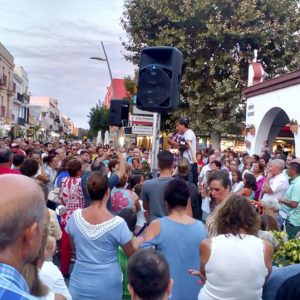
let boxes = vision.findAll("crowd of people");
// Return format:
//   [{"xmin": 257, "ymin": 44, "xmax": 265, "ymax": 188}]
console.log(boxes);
[{"xmin": 0, "ymin": 120, "xmax": 300, "ymax": 299}]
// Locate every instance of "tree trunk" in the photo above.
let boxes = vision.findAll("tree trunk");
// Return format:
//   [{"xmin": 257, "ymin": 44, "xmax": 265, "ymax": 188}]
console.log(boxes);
[{"xmin": 211, "ymin": 132, "xmax": 221, "ymax": 150}]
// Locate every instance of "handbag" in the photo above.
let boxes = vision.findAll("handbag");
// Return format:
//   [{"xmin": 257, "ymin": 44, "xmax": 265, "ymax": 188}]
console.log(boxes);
[{"xmin": 47, "ymin": 186, "xmax": 61, "ymax": 204}]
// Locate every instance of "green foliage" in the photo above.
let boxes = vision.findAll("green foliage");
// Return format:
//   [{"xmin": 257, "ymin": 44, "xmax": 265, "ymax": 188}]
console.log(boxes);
[
  {"xmin": 87, "ymin": 104, "xmax": 109, "ymax": 137},
  {"xmin": 121, "ymin": 0, "xmax": 300, "ymax": 145},
  {"xmin": 273, "ymin": 231, "xmax": 300, "ymax": 267}
]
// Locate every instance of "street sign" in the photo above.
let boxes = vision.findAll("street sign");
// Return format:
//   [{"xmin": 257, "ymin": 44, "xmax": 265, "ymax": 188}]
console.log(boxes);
[
  {"xmin": 132, "ymin": 125, "xmax": 153, "ymax": 135},
  {"xmin": 132, "ymin": 115, "xmax": 153, "ymax": 126}
]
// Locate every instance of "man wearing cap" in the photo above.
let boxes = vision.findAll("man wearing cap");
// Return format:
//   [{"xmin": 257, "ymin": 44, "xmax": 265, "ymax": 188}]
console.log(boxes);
[
  {"xmin": 261, "ymin": 159, "xmax": 289, "ymax": 210},
  {"xmin": 11, "ymin": 143, "xmax": 25, "ymax": 156},
  {"xmin": 278, "ymin": 162, "xmax": 300, "ymax": 238},
  {"xmin": 0, "ymin": 148, "xmax": 21, "ymax": 175}
]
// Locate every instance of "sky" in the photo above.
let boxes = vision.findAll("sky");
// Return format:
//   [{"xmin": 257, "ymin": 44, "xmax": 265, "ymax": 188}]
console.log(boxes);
[{"xmin": 0, "ymin": 0, "xmax": 134, "ymax": 128}]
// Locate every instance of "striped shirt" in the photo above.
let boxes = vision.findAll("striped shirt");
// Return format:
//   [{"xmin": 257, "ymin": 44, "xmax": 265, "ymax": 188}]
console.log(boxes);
[{"xmin": 0, "ymin": 263, "xmax": 38, "ymax": 299}]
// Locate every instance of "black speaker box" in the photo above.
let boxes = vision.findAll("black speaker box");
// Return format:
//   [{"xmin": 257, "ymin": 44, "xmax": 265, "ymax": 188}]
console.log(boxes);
[
  {"xmin": 108, "ymin": 100, "xmax": 130, "ymax": 127},
  {"xmin": 136, "ymin": 46, "xmax": 183, "ymax": 113}
]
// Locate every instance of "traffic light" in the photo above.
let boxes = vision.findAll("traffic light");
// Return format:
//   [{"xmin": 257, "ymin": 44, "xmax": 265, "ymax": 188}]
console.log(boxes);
[{"xmin": 136, "ymin": 46, "xmax": 183, "ymax": 113}]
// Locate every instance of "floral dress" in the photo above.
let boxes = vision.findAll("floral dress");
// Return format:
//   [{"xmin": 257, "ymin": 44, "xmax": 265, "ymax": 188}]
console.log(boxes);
[{"xmin": 111, "ymin": 187, "xmax": 137, "ymax": 214}]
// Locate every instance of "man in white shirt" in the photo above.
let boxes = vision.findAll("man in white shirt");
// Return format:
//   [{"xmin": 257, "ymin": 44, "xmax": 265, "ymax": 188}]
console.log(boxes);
[
  {"xmin": 174, "ymin": 118, "xmax": 196, "ymax": 163},
  {"xmin": 261, "ymin": 159, "xmax": 289, "ymax": 210}
]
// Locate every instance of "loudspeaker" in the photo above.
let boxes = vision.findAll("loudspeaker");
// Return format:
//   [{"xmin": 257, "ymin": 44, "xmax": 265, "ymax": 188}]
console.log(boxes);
[
  {"xmin": 108, "ymin": 100, "xmax": 130, "ymax": 127},
  {"xmin": 136, "ymin": 46, "xmax": 183, "ymax": 113}
]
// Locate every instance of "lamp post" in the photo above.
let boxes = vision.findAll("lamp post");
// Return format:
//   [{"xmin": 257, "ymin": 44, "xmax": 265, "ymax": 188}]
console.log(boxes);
[{"xmin": 90, "ymin": 41, "xmax": 116, "ymax": 99}]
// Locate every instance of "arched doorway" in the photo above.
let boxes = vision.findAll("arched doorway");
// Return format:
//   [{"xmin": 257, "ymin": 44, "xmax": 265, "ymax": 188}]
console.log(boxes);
[{"xmin": 254, "ymin": 107, "xmax": 295, "ymax": 155}]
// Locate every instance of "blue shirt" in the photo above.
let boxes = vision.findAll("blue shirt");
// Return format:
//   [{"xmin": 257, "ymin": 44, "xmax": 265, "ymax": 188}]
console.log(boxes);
[{"xmin": 0, "ymin": 263, "xmax": 38, "ymax": 299}]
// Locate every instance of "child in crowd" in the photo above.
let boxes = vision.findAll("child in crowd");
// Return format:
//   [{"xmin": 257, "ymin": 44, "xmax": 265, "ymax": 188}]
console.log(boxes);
[{"xmin": 118, "ymin": 208, "xmax": 138, "ymax": 300}]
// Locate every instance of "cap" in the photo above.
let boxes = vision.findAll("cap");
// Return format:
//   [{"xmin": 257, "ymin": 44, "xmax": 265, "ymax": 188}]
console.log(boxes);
[{"xmin": 11, "ymin": 143, "xmax": 19, "ymax": 148}]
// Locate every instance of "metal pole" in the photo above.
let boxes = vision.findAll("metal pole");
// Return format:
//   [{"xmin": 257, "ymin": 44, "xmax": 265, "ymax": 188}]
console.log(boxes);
[
  {"xmin": 101, "ymin": 41, "xmax": 116, "ymax": 99},
  {"xmin": 151, "ymin": 113, "xmax": 161, "ymax": 178}
]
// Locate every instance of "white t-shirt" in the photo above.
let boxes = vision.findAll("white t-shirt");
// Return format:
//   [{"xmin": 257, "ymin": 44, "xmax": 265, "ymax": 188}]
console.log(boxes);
[
  {"xmin": 183, "ymin": 129, "xmax": 196, "ymax": 163},
  {"xmin": 261, "ymin": 172, "xmax": 289, "ymax": 209},
  {"xmin": 39, "ymin": 261, "xmax": 72, "ymax": 300}
]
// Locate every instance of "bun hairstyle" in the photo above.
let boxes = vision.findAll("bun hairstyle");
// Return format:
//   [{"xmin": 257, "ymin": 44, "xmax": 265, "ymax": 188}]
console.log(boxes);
[{"xmin": 87, "ymin": 171, "xmax": 109, "ymax": 201}]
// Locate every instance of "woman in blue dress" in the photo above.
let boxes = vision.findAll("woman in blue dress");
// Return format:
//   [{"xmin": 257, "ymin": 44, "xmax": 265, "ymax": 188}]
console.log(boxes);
[
  {"xmin": 142, "ymin": 179, "xmax": 208, "ymax": 300},
  {"xmin": 66, "ymin": 171, "xmax": 138, "ymax": 300}
]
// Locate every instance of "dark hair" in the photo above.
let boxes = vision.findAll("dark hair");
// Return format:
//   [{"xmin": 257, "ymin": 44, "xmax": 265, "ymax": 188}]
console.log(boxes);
[
  {"xmin": 108, "ymin": 159, "xmax": 118, "ymax": 172},
  {"xmin": 91, "ymin": 159, "xmax": 106, "ymax": 174},
  {"xmin": 208, "ymin": 170, "xmax": 231, "ymax": 189},
  {"xmin": 43, "ymin": 154, "xmax": 56, "ymax": 165},
  {"xmin": 128, "ymin": 175, "xmax": 143, "ymax": 190},
  {"xmin": 13, "ymin": 154, "xmax": 25, "ymax": 167},
  {"xmin": 164, "ymin": 179, "xmax": 190, "ymax": 209},
  {"xmin": 87, "ymin": 171, "xmax": 109, "ymax": 201},
  {"xmin": 254, "ymin": 162, "xmax": 265, "ymax": 175},
  {"xmin": 133, "ymin": 183, "xmax": 143, "ymax": 198},
  {"xmin": 157, "ymin": 150, "xmax": 173, "ymax": 170},
  {"xmin": 0, "ymin": 148, "xmax": 12, "ymax": 164},
  {"xmin": 67, "ymin": 159, "xmax": 82, "ymax": 177},
  {"xmin": 260, "ymin": 155, "xmax": 270, "ymax": 164},
  {"xmin": 176, "ymin": 117, "xmax": 189, "ymax": 128},
  {"xmin": 211, "ymin": 160, "xmax": 222, "ymax": 169},
  {"xmin": 288, "ymin": 162, "xmax": 300, "ymax": 174},
  {"xmin": 80, "ymin": 150, "xmax": 88, "ymax": 156},
  {"xmin": 232, "ymin": 169, "xmax": 242, "ymax": 183},
  {"xmin": 118, "ymin": 208, "xmax": 137, "ymax": 232},
  {"xmin": 216, "ymin": 194, "xmax": 260, "ymax": 236},
  {"xmin": 252, "ymin": 154, "xmax": 260, "ymax": 162},
  {"xmin": 243, "ymin": 173, "xmax": 257, "ymax": 191},
  {"xmin": 128, "ymin": 249, "xmax": 170, "ymax": 300},
  {"xmin": 31, "ymin": 150, "xmax": 42, "ymax": 158},
  {"xmin": 20, "ymin": 159, "xmax": 39, "ymax": 177}
]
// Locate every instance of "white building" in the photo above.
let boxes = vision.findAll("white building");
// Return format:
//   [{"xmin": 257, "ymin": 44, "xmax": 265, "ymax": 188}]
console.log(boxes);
[
  {"xmin": 243, "ymin": 68, "xmax": 300, "ymax": 157},
  {"xmin": 29, "ymin": 96, "xmax": 61, "ymax": 136},
  {"xmin": 12, "ymin": 65, "xmax": 29, "ymax": 136}
]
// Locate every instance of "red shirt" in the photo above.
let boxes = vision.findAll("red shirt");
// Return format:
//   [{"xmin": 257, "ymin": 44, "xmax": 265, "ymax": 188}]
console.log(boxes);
[{"xmin": 0, "ymin": 166, "xmax": 21, "ymax": 175}]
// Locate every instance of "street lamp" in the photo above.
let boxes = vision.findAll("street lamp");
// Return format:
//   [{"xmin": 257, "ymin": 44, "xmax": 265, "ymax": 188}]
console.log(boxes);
[{"xmin": 90, "ymin": 41, "xmax": 116, "ymax": 99}]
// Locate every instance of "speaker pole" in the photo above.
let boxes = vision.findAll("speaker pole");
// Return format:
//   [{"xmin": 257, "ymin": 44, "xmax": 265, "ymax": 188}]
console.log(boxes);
[{"xmin": 151, "ymin": 112, "xmax": 161, "ymax": 178}]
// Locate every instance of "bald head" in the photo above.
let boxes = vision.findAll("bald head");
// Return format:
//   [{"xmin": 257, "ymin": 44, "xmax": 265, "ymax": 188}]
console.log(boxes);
[{"xmin": 0, "ymin": 175, "xmax": 46, "ymax": 250}]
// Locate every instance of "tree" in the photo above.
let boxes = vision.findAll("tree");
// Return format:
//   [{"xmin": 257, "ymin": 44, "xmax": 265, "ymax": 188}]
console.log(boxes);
[
  {"xmin": 87, "ymin": 104, "xmax": 109, "ymax": 137},
  {"xmin": 121, "ymin": 0, "xmax": 300, "ymax": 149}
]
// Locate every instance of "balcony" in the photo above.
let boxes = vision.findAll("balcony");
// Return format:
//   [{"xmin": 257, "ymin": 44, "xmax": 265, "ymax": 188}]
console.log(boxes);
[
  {"xmin": 7, "ymin": 82, "xmax": 16, "ymax": 96},
  {"xmin": 0, "ymin": 74, "xmax": 7, "ymax": 89}
]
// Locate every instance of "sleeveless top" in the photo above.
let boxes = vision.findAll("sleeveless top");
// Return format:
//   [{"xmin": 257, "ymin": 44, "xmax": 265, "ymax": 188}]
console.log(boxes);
[
  {"xmin": 142, "ymin": 217, "xmax": 208, "ymax": 300},
  {"xmin": 199, "ymin": 234, "xmax": 268, "ymax": 300}
]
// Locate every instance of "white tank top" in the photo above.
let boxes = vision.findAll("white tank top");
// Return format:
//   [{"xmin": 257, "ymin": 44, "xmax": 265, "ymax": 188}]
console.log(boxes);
[{"xmin": 198, "ymin": 234, "xmax": 268, "ymax": 300}]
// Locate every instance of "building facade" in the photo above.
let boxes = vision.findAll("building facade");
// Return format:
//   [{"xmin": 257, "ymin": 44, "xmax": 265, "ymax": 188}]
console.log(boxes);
[
  {"xmin": 12, "ymin": 65, "xmax": 29, "ymax": 137},
  {"xmin": 29, "ymin": 96, "xmax": 62, "ymax": 138},
  {"xmin": 0, "ymin": 42, "xmax": 16, "ymax": 136}
]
